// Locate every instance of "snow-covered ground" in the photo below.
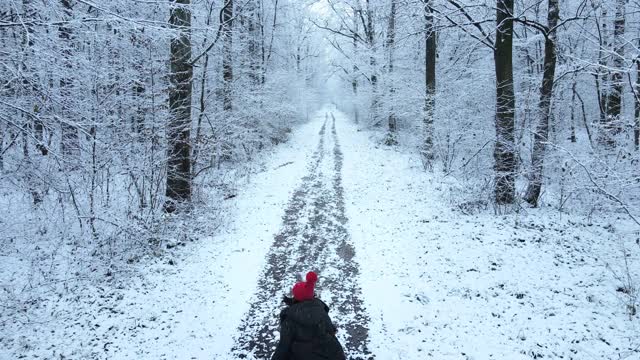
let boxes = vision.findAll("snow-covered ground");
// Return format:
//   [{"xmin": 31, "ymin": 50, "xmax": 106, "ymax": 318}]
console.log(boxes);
[
  {"xmin": 1, "ymin": 114, "xmax": 323, "ymax": 359},
  {"xmin": 2, "ymin": 105, "xmax": 639, "ymax": 359},
  {"xmin": 339, "ymin": 110, "xmax": 640, "ymax": 359}
]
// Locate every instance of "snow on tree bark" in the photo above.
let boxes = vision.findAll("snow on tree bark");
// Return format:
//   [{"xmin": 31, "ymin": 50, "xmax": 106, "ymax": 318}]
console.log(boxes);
[
  {"xmin": 365, "ymin": 0, "xmax": 378, "ymax": 123},
  {"xmin": 22, "ymin": 0, "xmax": 45, "ymax": 154},
  {"xmin": 384, "ymin": 0, "xmax": 398, "ymax": 146},
  {"xmin": 352, "ymin": 6, "xmax": 359, "ymax": 124},
  {"xmin": 165, "ymin": 0, "xmax": 193, "ymax": 212},
  {"xmin": 493, "ymin": 0, "xmax": 516, "ymax": 205},
  {"xmin": 524, "ymin": 0, "xmax": 559, "ymax": 207},
  {"xmin": 244, "ymin": 1, "xmax": 259, "ymax": 85},
  {"xmin": 58, "ymin": 0, "xmax": 79, "ymax": 162},
  {"xmin": 606, "ymin": 0, "xmax": 626, "ymax": 134},
  {"xmin": 636, "ymin": 52, "xmax": 640, "ymax": 150},
  {"xmin": 222, "ymin": 0, "xmax": 234, "ymax": 112},
  {"xmin": 598, "ymin": 0, "xmax": 626, "ymax": 148},
  {"xmin": 422, "ymin": 0, "xmax": 436, "ymax": 171}
]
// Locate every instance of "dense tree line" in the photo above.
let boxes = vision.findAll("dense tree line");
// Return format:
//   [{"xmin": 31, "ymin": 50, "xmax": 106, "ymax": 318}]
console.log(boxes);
[
  {"xmin": 2, "ymin": 0, "xmax": 639, "ymax": 291},
  {"xmin": 318, "ymin": 0, "xmax": 639, "ymax": 217},
  {"xmin": 0, "ymin": 0, "xmax": 324, "ymax": 263}
]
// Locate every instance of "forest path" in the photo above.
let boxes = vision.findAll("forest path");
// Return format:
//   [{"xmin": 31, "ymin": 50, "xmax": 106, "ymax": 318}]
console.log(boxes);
[{"xmin": 232, "ymin": 112, "xmax": 373, "ymax": 360}]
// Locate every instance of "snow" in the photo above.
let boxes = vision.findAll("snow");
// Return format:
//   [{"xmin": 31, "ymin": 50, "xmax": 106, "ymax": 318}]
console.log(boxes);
[
  {"xmin": 2, "ymin": 106, "xmax": 639, "ymax": 359},
  {"xmin": 337, "ymin": 109, "xmax": 640, "ymax": 359},
  {"xmin": 1, "ymin": 116, "xmax": 322, "ymax": 359}
]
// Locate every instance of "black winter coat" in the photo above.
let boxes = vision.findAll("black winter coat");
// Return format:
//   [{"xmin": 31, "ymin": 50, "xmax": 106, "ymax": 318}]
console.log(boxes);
[{"xmin": 271, "ymin": 298, "xmax": 346, "ymax": 360}]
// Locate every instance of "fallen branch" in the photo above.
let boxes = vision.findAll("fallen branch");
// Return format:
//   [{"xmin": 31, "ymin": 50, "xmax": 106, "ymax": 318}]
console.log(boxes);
[{"xmin": 274, "ymin": 161, "xmax": 294, "ymax": 170}]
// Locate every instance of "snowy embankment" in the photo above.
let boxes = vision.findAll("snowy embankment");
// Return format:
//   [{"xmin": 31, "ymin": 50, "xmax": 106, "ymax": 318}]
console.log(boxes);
[
  {"xmin": 338, "ymin": 110, "xmax": 639, "ymax": 359},
  {"xmin": 1, "ymin": 111, "xmax": 326, "ymax": 359},
  {"xmin": 105, "ymin": 116, "xmax": 323, "ymax": 359}
]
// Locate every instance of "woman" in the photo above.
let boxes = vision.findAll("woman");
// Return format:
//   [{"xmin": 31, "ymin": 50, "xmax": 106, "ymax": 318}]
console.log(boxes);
[{"xmin": 271, "ymin": 271, "xmax": 346, "ymax": 360}]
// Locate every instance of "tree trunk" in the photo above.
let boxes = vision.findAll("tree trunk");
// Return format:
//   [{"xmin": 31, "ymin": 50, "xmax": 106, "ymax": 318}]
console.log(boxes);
[
  {"xmin": 570, "ymin": 78, "xmax": 577, "ymax": 143},
  {"xmin": 261, "ymin": 0, "xmax": 278, "ymax": 85},
  {"xmin": 245, "ymin": 0, "xmax": 261, "ymax": 85},
  {"xmin": 222, "ymin": 0, "xmax": 233, "ymax": 112},
  {"xmin": 59, "ymin": 0, "xmax": 79, "ymax": 161},
  {"xmin": 22, "ymin": 0, "xmax": 46, "ymax": 154},
  {"xmin": 422, "ymin": 0, "xmax": 436, "ymax": 171},
  {"xmin": 258, "ymin": 0, "xmax": 264, "ymax": 84},
  {"xmin": 352, "ymin": 6, "xmax": 359, "ymax": 124},
  {"xmin": 606, "ymin": 0, "xmax": 625, "ymax": 133},
  {"xmin": 0, "ymin": 125, "xmax": 5, "ymax": 171},
  {"xmin": 365, "ymin": 0, "xmax": 378, "ymax": 123},
  {"xmin": 524, "ymin": 0, "xmax": 559, "ymax": 207},
  {"xmin": 596, "ymin": 4, "xmax": 608, "ymax": 129},
  {"xmin": 635, "ymin": 53, "xmax": 640, "ymax": 150},
  {"xmin": 493, "ymin": 0, "xmax": 516, "ymax": 205},
  {"xmin": 164, "ymin": 0, "xmax": 193, "ymax": 212},
  {"xmin": 132, "ymin": 28, "xmax": 147, "ymax": 134},
  {"xmin": 598, "ymin": 0, "xmax": 625, "ymax": 147},
  {"xmin": 384, "ymin": 0, "xmax": 398, "ymax": 145},
  {"xmin": 193, "ymin": 2, "xmax": 215, "ymax": 179}
]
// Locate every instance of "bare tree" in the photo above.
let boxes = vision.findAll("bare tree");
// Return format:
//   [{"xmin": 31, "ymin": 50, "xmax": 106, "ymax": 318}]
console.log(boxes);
[
  {"xmin": 365, "ymin": 0, "xmax": 379, "ymax": 123},
  {"xmin": 21, "ymin": 0, "xmax": 46, "ymax": 154},
  {"xmin": 597, "ymin": 0, "xmax": 626, "ymax": 147},
  {"xmin": 165, "ymin": 0, "xmax": 194, "ymax": 212},
  {"xmin": 59, "ymin": 0, "xmax": 79, "ymax": 161},
  {"xmin": 384, "ymin": 0, "xmax": 398, "ymax": 145},
  {"xmin": 222, "ymin": 0, "xmax": 234, "ymax": 111},
  {"xmin": 636, "ymin": 48, "xmax": 640, "ymax": 150},
  {"xmin": 524, "ymin": 0, "xmax": 560, "ymax": 207},
  {"xmin": 493, "ymin": 0, "xmax": 516, "ymax": 205},
  {"xmin": 245, "ymin": 0, "xmax": 262, "ymax": 85},
  {"xmin": 422, "ymin": 0, "xmax": 436, "ymax": 171},
  {"xmin": 606, "ymin": 0, "xmax": 625, "ymax": 135},
  {"xmin": 352, "ymin": 5, "xmax": 360, "ymax": 124}
]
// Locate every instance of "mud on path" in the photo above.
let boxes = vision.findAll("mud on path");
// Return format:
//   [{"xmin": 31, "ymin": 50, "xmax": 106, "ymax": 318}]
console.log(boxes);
[{"xmin": 232, "ymin": 113, "xmax": 373, "ymax": 360}]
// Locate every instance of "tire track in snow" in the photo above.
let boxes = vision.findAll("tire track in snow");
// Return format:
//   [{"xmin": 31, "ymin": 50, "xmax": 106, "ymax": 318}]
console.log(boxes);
[{"xmin": 232, "ymin": 113, "xmax": 373, "ymax": 359}]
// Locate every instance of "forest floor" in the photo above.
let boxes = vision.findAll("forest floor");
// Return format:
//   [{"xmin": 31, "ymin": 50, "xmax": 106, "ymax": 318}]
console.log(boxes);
[{"xmin": 2, "ymin": 105, "xmax": 640, "ymax": 359}]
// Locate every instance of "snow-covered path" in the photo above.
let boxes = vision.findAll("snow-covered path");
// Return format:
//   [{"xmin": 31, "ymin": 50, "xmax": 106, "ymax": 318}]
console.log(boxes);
[{"xmin": 233, "ymin": 113, "xmax": 372, "ymax": 359}]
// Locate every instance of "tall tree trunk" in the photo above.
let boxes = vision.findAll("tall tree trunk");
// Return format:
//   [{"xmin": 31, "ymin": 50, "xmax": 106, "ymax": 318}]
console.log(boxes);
[
  {"xmin": 352, "ymin": 6, "xmax": 359, "ymax": 124},
  {"xmin": 570, "ymin": 79, "xmax": 577, "ymax": 143},
  {"xmin": 260, "ymin": 0, "xmax": 278, "ymax": 85},
  {"xmin": 132, "ymin": 28, "xmax": 147, "ymax": 135},
  {"xmin": 422, "ymin": 0, "xmax": 436, "ymax": 171},
  {"xmin": 365, "ymin": 0, "xmax": 378, "ymax": 123},
  {"xmin": 22, "ymin": 0, "xmax": 46, "ymax": 154},
  {"xmin": 193, "ymin": 2, "xmax": 216, "ymax": 178},
  {"xmin": 598, "ymin": 1, "xmax": 625, "ymax": 148},
  {"xmin": 635, "ymin": 52, "xmax": 640, "ymax": 150},
  {"xmin": 384, "ymin": 0, "xmax": 398, "ymax": 145},
  {"xmin": 606, "ymin": 0, "xmax": 625, "ymax": 133},
  {"xmin": 258, "ymin": 0, "xmax": 264, "ymax": 83},
  {"xmin": 0, "ymin": 126, "xmax": 4, "ymax": 171},
  {"xmin": 524, "ymin": 0, "xmax": 559, "ymax": 207},
  {"xmin": 596, "ymin": 5, "xmax": 608, "ymax": 127},
  {"xmin": 59, "ymin": 0, "xmax": 79, "ymax": 161},
  {"xmin": 222, "ymin": 0, "xmax": 233, "ymax": 111},
  {"xmin": 245, "ymin": 0, "xmax": 261, "ymax": 85},
  {"xmin": 164, "ymin": 0, "xmax": 193, "ymax": 212},
  {"xmin": 493, "ymin": 0, "xmax": 516, "ymax": 205}
]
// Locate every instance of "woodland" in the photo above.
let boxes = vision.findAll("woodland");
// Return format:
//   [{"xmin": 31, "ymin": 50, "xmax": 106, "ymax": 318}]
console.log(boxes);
[{"xmin": 1, "ymin": 0, "xmax": 639, "ymax": 358}]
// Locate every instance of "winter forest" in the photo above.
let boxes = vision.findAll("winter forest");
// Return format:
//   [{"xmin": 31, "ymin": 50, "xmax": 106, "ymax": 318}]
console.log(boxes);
[{"xmin": 1, "ymin": 0, "xmax": 640, "ymax": 359}]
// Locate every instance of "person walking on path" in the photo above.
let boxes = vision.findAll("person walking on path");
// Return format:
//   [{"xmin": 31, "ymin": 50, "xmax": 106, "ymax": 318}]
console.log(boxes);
[{"xmin": 271, "ymin": 271, "xmax": 346, "ymax": 360}]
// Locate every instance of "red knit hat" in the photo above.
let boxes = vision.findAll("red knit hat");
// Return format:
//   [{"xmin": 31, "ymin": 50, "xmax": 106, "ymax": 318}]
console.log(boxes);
[{"xmin": 292, "ymin": 271, "xmax": 318, "ymax": 301}]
